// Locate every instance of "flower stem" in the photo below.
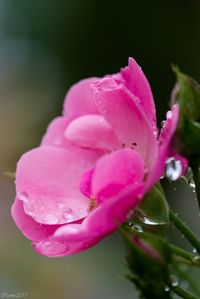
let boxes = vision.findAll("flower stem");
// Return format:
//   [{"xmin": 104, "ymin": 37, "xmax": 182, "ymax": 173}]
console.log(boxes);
[
  {"xmin": 191, "ymin": 162, "xmax": 200, "ymax": 211},
  {"xmin": 169, "ymin": 244, "xmax": 200, "ymax": 266},
  {"xmin": 169, "ymin": 210, "xmax": 200, "ymax": 254},
  {"xmin": 168, "ymin": 284, "xmax": 198, "ymax": 299}
]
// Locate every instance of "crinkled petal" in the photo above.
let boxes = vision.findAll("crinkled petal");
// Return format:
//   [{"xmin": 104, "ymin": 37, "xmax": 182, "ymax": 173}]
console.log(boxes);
[
  {"xmin": 12, "ymin": 199, "xmax": 58, "ymax": 242},
  {"xmin": 65, "ymin": 114, "xmax": 120, "ymax": 152},
  {"xmin": 93, "ymin": 78, "xmax": 158, "ymax": 169},
  {"xmin": 120, "ymin": 57, "xmax": 156, "ymax": 125},
  {"xmin": 16, "ymin": 146, "xmax": 99, "ymax": 225},
  {"xmin": 91, "ymin": 149, "xmax": 145, "ymax": 203},
  {"xmin": 33, "ymin": 183, "xmax": 144, "ymax": 257},
  {"xmin": 63, "ymin": 78, "xmax": 99, "ymax": 119}
]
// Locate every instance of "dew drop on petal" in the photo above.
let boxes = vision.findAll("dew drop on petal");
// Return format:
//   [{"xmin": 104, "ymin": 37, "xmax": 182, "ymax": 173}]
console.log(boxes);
[
  {"xmin": 166, "ymin": 110, "xmax": 172, "ymax": 119},
  {"xmin": 43, "ymin": 214, "xmax": 59, "ymax": 225},
  {"xmin": 62, "ymin": 207, "xmax": 76, "ymax": 222},
  {"xmin": 34, "ymin": 240, "xmax": 69, "ymax": 256},
  {"xmin": 161, "ymin": 120, "xmax": 166, "ymax": 128},
  {"xmin": 165, "ymin": 157, "xmax": 182, "ymax": 181},
  {"xmin": 153, "ymin": 130, "xmax": 157, "ymax": 136}
]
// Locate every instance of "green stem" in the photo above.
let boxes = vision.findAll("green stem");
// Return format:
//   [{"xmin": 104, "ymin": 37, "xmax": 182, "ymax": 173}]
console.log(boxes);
[
  {"xmin": 191, "ymin": 162, "xmax": 200, "ymax": 211},
  {"xmin": 169, "ymin": 210, "xmax": 200, "ymax": 254},
  {"xmin": 173, "ymin": 263, "xmax": 200, "ymax": 297},
  {"xmin": 169, "ymin": 284, "xmax": 198, "ymax": 299},
  {"xmin": 169, "ymin": 244, "xmax": 200, "ymax": 266}
]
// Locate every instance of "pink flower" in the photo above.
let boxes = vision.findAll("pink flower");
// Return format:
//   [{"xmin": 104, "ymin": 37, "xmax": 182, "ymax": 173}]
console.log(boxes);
[{"xmin": 12, "ymin": 58, "xmax": 184, "ymax": 257}]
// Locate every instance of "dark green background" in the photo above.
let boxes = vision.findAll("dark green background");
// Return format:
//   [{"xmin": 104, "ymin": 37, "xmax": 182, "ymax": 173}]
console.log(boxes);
[{"xmin": 0, "ymin": 1, "xmax": 200, "ymax": 298}]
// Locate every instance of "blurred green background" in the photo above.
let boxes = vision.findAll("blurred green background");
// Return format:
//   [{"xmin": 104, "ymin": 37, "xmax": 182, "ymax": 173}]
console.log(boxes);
[{"xmin": 0, "ymin": 0, "xmax": 200, "ymax": 298}]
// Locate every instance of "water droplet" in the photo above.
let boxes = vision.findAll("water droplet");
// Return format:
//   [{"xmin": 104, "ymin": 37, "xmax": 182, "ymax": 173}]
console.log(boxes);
[
  {"xmin": 189, "ymin": 178, "xmax": 196, "ymax": 193},
  {"xmin": 153, "ymin": 130, "xmax": 157, "ymax": 136},
  {"xmin": 171, "ymin": 275, "xmax": 179, "ymax": 287},
  {"xmin": 164, "ymin": 286, "xmax": 170, "ymax": 292},
  {"xmin": 17, "ymin": 191, "xmax": 29, "ymax": 202},
  {"xmin": 43, "ymin": 214, "xmax": 59, "ymax": 225},
  {"xmin": 161, "ymin": 120, "xmax": 166, "ymax": 128},
  {"xmin": 35, "ymin": 240, "xmax": 69, "ymax": 256},
  {"xmin": 62, "ymin": 207, "xmax": 75, "ymax": 222},
  {"xmin": 194, "ymin": 255, "xmax": 200, "ymax": 261},
  {"xmin": 193, "ymin": 248, "xmax": 197, "ymax": 254},
  {"xmin": 103, "ymin": 108, "xmax": 107, "ymax": 114},
  {"xmin": 140, "ymin": 216, "xmax": 164, "ymax": 225},
  {"xmin": 133, "ymin": 224, "xmax": 143, "ymax": 232},
  {"xmin": 167, "ymin": 110, "xmax": 172, "ymax": 119},
  {"xmin": 165, "ymin": 157, "xmax": 182, "ymax": 181}
]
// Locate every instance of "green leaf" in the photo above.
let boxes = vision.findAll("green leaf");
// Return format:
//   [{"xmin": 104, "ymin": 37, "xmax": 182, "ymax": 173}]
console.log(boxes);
[
  {"xmin": 138, "ymin": 183, "xmax": 169, "ymax": 225},
  {"xmin": 171, "ymin": 66, "xmax": 200, "ymax": 159}
]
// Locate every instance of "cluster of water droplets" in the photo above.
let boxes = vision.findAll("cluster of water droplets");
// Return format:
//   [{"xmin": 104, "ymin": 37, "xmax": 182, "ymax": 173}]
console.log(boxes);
[
  {"xmin": 34, "ymin": 240, "xmax": 69, "ymax": 256},
  {"xmin": 17, "ymin": 191, "xmax": 83, "ymax": 225}
]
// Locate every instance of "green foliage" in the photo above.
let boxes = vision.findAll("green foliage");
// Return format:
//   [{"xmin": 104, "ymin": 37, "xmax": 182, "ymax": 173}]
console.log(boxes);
[
  {"xmin": 121, "ymin": 227, "xmax": 171, "ymax": 299},
  {"xmin": 138, "ymin": 183, "xmax": 169, "ymax": 226},
  {"xmin": 171, "ymin": 67, "xmax": 200, "ymax": 159}
]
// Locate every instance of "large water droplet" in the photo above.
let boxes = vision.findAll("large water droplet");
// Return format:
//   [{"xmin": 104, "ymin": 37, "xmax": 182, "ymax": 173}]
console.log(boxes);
[
  {"xmin": 43, "ymin": 214, "xmax": 59, "ymax": 225},
  {"xmin": 165, "ymin": 157, "xmax": 182, "ymax": 181}
]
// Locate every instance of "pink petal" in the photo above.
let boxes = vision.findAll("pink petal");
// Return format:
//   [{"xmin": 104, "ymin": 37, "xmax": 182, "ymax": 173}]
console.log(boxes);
[
  {"xmin": 63, "ymin": 78, "xmax": 99, "ymax": 119},
  {"xmin": 93, "ymin": 78, "xmax": 158, "ymax": 169},
  {"xmin": 12, "ymin": 199, "xmax": 58, "ymax": 242},
  {"xmin": 41, "ymin": 116, "xmax": 70, "ymax": 148},
  {"xmin": 79, "ymin": 167, "xmax": 94, "ymax": 198},
  {"xmin": 91, "ymin": 149, "xmax": 145, "ymax": 203},
  {"xmin": 16, "ymin": 146, "xmax": 99, "ymax": 225},
  {"xmin": 32, "ymin": 183, "xmax": 144, "ymax": 257},
  {"xmin": 120, "ymin": 57, "xmax": 156, "ymax": 125},
  {"xmin": 65, "ymin": 114, "xmax": 120, "ymax": 152},
  {"xmin": 146, "ymin": 104, "xmax": 186, "ymax": 190}
]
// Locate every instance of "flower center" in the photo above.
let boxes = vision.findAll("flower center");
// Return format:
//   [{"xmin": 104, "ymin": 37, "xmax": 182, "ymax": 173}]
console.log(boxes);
[{"xmin": 88, "ymin": 196, "xmax": 98, "ymax": 212}]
